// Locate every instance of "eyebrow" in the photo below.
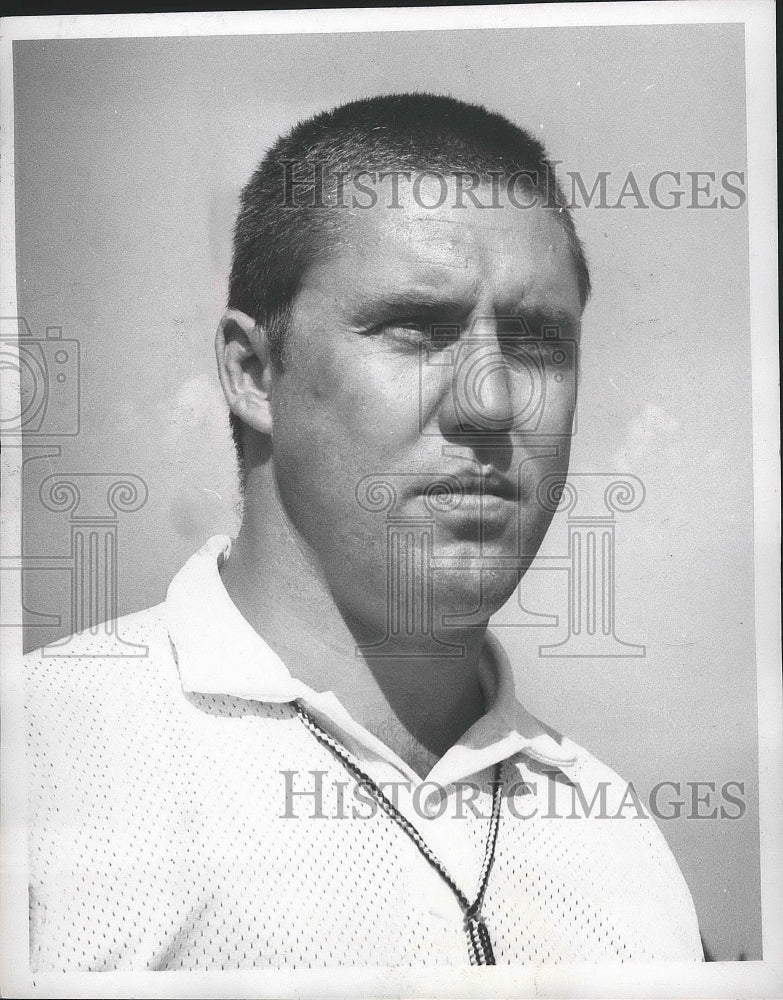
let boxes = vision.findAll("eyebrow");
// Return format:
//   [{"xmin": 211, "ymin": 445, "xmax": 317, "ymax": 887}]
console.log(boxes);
[
  {"xmin": 500, "ymin": 306, "xmax": 580, "ymax": 338},
  {"xmin": 348, "ymin": 289, "xmax": 475, "ymax": 327}
]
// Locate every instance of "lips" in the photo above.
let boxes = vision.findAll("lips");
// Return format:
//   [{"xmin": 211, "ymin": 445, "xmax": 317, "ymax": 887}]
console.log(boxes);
[
  {"xmin": 440, "ymin": 470, "xmax": 519, "ymax": 503},
  {"xmin": 464, "ymin": 475, "xmax": 517, "ymax": 501}
]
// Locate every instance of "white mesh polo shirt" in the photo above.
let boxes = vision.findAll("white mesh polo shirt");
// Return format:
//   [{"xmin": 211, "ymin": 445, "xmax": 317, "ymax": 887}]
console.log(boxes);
[{"xmin": 25, "ymin": 535, "xmax": 703, "ymax": 971}]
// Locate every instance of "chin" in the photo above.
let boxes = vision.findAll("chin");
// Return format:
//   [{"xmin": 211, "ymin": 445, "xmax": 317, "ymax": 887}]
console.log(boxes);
[{"xmin": 432, "ymin": 568, "xmax": 522, "ymax": 627}]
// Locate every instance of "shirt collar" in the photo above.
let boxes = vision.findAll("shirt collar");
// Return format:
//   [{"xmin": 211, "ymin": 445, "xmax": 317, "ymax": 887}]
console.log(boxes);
[
  {"xmin": 427, "ymin": 631, "xmax": 577, "ymax": 787},
  {"xmin": 166, "ymin": 534, "xmax": 577, "ymax": 784}
]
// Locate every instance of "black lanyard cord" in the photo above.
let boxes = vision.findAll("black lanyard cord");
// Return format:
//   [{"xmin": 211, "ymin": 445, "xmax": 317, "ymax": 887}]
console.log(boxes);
[{"xmin": 293, "ymin": 700, "xmax": 504, "ymax": 965}]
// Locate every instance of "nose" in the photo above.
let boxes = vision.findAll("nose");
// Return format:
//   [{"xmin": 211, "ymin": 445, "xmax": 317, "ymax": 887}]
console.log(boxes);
[{"xmin": 438, "ymin": 318, "xmax": 515, "ymax": 435}]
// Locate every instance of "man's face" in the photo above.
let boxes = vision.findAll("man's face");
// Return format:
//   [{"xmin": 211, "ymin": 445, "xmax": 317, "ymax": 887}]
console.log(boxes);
[{"xmin": 268, "ymin": 177, "xmax": 582, "ymax": 639}]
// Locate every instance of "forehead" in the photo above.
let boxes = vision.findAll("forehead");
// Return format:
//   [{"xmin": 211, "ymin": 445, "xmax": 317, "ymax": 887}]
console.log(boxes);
[{"xmin": 298, "ymin": 176, "xmax": 582, "ymax": 320}]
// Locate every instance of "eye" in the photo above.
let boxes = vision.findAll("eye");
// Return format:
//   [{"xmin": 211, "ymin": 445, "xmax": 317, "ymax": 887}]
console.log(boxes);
[
  {"xmin": 390, "ymin": 320, "xmax": 429, "ymax": 336},
  {"xmin": 373, "ymin": 319, "xmax": 459, "ymax": 351},
  {"xmin": 370, "ymin": 321, "xmax": 429, "ymax": 350}
]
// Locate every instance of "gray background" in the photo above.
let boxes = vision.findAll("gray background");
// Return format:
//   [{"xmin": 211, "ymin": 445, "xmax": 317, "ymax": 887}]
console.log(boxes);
[{"xmin": 15, "ymin": 25, "xmax": 758, "ymax": 961}]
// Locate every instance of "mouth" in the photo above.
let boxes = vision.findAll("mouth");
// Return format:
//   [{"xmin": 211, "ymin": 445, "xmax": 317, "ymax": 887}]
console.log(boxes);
[
  {"xmin": 458, "ymin": 470, "xmax": 518, "ymax": 502},
  {"xmin": 423, "ymin": 469, "xmax": 519, "ymax": 508},
  {"xmin": 467, "ymin": 481, "xmax": 517, "ymax": 502}
]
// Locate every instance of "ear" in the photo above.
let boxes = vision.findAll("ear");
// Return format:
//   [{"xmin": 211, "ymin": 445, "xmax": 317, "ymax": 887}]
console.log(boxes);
[{"xmin": 215, "ymin": 308, "xmax": 274, "ymax": 435}]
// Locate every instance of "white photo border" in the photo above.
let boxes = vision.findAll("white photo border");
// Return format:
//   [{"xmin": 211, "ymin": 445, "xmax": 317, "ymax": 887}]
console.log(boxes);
[{"xmin": 1, "ymin": 3, "xmax": 779, "ymax": 997}]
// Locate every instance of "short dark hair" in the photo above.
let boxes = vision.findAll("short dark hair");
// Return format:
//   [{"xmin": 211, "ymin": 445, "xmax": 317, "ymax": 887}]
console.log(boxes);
[{"xmin": 227, "ymin": 92, "xmax": 591, "ymax": 466}]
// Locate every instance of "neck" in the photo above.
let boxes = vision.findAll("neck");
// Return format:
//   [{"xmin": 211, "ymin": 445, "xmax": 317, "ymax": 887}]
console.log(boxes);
[{"xmin": 220, "ymin": 468, "xmax": 488, "ymax": 777}]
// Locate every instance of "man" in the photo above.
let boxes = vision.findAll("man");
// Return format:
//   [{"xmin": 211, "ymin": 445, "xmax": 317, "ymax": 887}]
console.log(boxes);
[{"xmin": 25, "ymin": 93, "xmax": 703, "ymax": 970}]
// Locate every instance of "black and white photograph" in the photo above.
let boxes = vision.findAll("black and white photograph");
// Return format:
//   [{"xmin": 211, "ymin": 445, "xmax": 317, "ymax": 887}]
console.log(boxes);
[{"xmin": 0, "ymin": 4, "xmax": 780, "ymax": 998}]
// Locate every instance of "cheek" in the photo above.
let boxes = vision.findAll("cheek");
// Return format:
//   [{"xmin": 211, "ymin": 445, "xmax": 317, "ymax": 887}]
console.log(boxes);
[
  {"xmin": 515, "ymin": 440, "xmax": 572, "ymax": 518},
  {"xmin": 268, "ymin": 364, "xmax": 410, "ymax": 530},
  {"xmin": 277, "ymin": 346, "xmax": 423, "ymax": 460}
]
